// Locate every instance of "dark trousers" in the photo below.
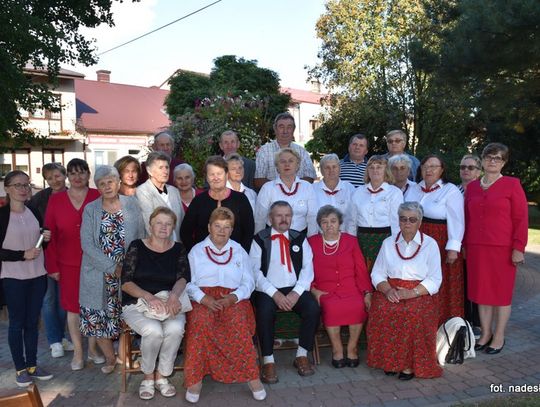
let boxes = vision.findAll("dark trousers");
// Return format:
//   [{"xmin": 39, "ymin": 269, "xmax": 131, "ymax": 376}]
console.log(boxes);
[
  {"xmin": 3, "ymin": 275, "xmax": 47, "ymax": 371},
  {"xmin": 254, "ymin": 287, "xmax": 320, "ymax": 356}
]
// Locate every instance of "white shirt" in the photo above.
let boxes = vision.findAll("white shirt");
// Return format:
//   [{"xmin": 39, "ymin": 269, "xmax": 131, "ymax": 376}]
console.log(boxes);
[
  {"xmin": 255, "ymin": 140, "xmax": 317, "ymax": 181},
  {"xmin": 407, "ymin": 180, "xmax": 464, "ymax": 251},
  {"xmin": 255, "ymin": 177, "xmax": 318, "ymax": 236},
  {"xmin": 312, "ymin": 179, "xmax": 355, "ymax": 230},
  {"xmin": 345, "ymin": 182, "xmax": 403, "ymax": 236},
  {"xmin": 371, "ymin": 231, "xmax": 442, "ymax": 295},
  {"xmin": 226, "ymin": 180, "xmax": 257, "ymax": 211},
  {"xmin": 400, "ymin": 180, "xmax": 417, "ymax": 201},
  {"xmin": 250, "ymin": 228, "xmax": 314, "ymax": 297},
  {"xmin": 187, "ymin": 236, "xmax": 254, "ymax": 303}
]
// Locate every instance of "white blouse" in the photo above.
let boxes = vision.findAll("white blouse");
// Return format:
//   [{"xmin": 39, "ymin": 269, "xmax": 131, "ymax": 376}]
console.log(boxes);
[
  {"xmin": 407, "ymin": 180, "xmax": 464, "ymax": 251},
  {"xmin": 255, "ymin": 177, "xmax": 318, "ymax": 236},
  {"xmin": 249, "ymin": 229, "xmax": 314, "ymax": 297},
  {"xmin": 371, "ymin": 231, "xmax": 442, "ymax": 295},
  {"xmin": 187, "ymin": 236, "xmax": 254, "ymax": 303},
  {"xmin": 226, "ymin": 180, "xmax": 257, "ymax": 211},
  {"xmin": 313, "ymin": 179, "xmax": 355, "ymax": 230},
  {"xmin": 345, "ymin": 182, "xmax": 403, "ymax": 236}
]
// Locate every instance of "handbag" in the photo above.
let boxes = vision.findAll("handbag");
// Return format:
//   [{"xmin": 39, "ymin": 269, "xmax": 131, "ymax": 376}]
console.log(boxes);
[
  {"xmin": 135, "ymin": 290, "xmax": 192, "ymax": 321},
  {"xmin": 438, "ymin": 317, "xmax": 474, "ymax": 365}
]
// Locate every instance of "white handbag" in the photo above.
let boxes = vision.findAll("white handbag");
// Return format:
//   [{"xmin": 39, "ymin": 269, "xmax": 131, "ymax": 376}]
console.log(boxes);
[{"xmin": 135, "ymin": 290, "xmax": 192, "ymax": 321}]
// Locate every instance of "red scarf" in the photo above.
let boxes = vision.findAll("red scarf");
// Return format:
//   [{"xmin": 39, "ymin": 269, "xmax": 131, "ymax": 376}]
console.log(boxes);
[{"xmin": 271, "ymin": 233, "xmax": 292, "ymax": 273}]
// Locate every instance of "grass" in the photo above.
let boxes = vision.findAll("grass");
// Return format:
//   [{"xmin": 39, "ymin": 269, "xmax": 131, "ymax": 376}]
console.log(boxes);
[
  {"xmin": 460, "ymin": 396, "xmax": 540, "ymax": 406},
  {"xmin": 529, "ymin": 204, "xmax": 540, "ymax": 246}
]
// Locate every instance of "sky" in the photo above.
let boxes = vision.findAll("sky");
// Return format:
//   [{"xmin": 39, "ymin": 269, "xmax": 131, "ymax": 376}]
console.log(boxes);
[{"xmin": 71, "ymin": 0, "xmax": 328, "ymax": 90}]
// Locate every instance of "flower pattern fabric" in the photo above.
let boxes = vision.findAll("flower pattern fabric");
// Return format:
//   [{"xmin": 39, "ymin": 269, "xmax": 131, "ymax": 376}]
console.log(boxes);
[
  {"xmin": 99, "ymin": 210, "xmax": 126, "ymax": 263},
  {"xmin": 356, "ymin": 230, "xmax": 391, "ymax": 273}
]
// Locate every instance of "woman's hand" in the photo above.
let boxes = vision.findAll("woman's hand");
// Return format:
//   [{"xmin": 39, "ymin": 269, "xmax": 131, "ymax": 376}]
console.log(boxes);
[
  {"xmin": 146, "ymin": 295, "xmax": 167, "ymax": 315},
  {"xmin": 49, "ymin": 272, "xmax": 60, "ymax": 281},
  {"xmin": 384, "ymin": 287, "xmax": 400, "ymax": 303},
  {"xmin": 363, "ymin": 293, "xmax": 372, "ymax": 311},
  {"xmin": 166, "ymin": 295, "xmax": 181, "ymax": 316},
  {"xmin": 512, "ymin": 249, "xmax": 525, "ymax": 266},
  {"xmin": 201, "ymin": 295, "xmax": 223, "ymax": 311},
  {"xmin": 397, "ymin": 287, "xmax": 415, "ymax": 300},
  {"xmin": 311, "ymin": 288, "xmax": 328, "ymax": 305},
  {"xmin": 446, "ymin": 250, "xmax": 458, "ymax": 264},
  {"xmin": 114, "ymin": 264, "xmax": 122, "ymax": 278},
  {"xmin": 42, "ymin": 229, "xmax": 51, "ymax": 242},
  {"xmin": 24, "ymin": 247, "xmax": 41, "ymax": 260},
  {"xmin": 216, "ymin": 293, "xmax": 237, "ymax": 309}
]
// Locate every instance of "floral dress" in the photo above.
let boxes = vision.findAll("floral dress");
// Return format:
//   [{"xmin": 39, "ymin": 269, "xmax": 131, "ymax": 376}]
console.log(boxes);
[{"xmin": 80, "ymin": 210, "xmax": 125, "ymax": 338}]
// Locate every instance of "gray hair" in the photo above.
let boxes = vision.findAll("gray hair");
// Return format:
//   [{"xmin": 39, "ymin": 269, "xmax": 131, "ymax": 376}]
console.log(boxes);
[
  {"xmin": 173, "ymin": 163, "xmax": 195, "ymax": 178},
  {"xmin": 154, "ymin": 130, "xmax": 175, "ymax": 147},
  {"xmin": 348, "ymin": 133, "xmax": 369, "ymax": 148},
  {"xmin": 273, "ymin": 112, "xmax": 296, "ymax": 130},
  {"xmin": 316, "ymin": 205, "xmax": 343, "ymax": 226},
  {"xmin": 146, "ymin": 151, "xmax": 171, "ymax": 169},
  {"xmin": 460, "ymin": 154, "xmax": 481, "ymax": 169},
  {"xmin": 388, "ymin": 154, "xmax": 412, "ymax": 169},
  {"xmin": 319, "ymin": 153, "xmax": 340, "ymax": 170},
  {"xmin": 398, "ymin": 201, "xmax": 424, "ymax": 220},
  {"xmin": 225, "ymin": 153, "xmax": 244, "ymax": 165},
  {"xmin": 94, "ymin": 165, "xmax": 119, "ymax": 185},
  {"xmin": 274, "ymin": 147, "xmax": 301, "ymax": 167},
  {"xmin": 220, "ymin": 130, "xmax": 239, "ymax": 142},
  {"xmin": 386, "ymin": 129, "xmax": 407, "ymax": 143},
  {"xmin": 269, "ymin": 200, "xmax": 292, "ymax": 215}
]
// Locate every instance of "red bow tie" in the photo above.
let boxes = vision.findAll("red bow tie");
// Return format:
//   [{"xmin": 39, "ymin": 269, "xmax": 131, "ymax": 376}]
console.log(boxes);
[
  {"xmin": 324, "ymin": 189, "xmax": 339, "ymax": 196},
  {"xmin": 271, "ymin": 233, "xmax": 292, "ymax": 273},
  {"xmin": 367, "ymin": 187, "xmax": 383, "ymax": 194},
  {"xmin": 421, "ymin": 184, "xmax": 441, "ymax": 193}
]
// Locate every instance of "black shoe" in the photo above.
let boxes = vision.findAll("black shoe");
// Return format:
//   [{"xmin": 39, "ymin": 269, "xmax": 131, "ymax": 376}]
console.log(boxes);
[
  {"xmin": 485, "ymin": 340, "xmax": 505, "ymax": 355},
  {"xmin": 346, "ymin": 358, "xmax": 360, "ymax": 368},
  {"xmin": 331, "ymin": 358, "xmax": 347, "ymax": 368},
  {"xmin": 398, "ymin": 372, "xmax": 415, "ymax": 381},
  {"xmin": 384, "ymin": 371, "xmax": 397, "ymax": 376},
  {"xmin": 474, "ymin": 336, "xmax": 492, "ymax": 351}
]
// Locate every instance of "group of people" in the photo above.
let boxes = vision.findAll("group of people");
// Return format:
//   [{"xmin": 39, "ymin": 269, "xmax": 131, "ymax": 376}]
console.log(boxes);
[{"xmin": 0, "ymin": 111, "xmax": 528, "ymax": 402}]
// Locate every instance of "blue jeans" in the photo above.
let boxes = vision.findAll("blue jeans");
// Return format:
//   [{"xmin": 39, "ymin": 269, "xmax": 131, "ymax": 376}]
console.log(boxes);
[
  {"xmin": 41, "ymin": 276, "xmax": 67, "ymax": 345},
  {"xmin": 3, "ymin": 275, "xmax": 47, "ymax": 371}
]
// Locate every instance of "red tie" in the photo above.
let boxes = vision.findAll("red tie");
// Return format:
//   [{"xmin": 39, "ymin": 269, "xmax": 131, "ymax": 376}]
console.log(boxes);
[
  {"xmin": 271, "ymin": 233, "xmax": 292, "ymax": 273},
  {"xmin": 367, "ymin": 187, "xmax": 383, "ymax": 194},
  {"xmin": 421, "ymin": 184, "xmax": 441, "ymax": 193},
  {"xmin": 324, "ymin": 189, "xmax": 339, "ymax": 196}
]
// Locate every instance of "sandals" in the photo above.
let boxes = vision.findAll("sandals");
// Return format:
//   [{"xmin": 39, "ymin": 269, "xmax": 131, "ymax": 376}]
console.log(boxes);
[
  {"xmin": 139, "ymin": 379, "xmax": 155, "ymax": 400},
  {"xmin": 155, "ymin": 378, "xmax": 176, "ymax": 398}
]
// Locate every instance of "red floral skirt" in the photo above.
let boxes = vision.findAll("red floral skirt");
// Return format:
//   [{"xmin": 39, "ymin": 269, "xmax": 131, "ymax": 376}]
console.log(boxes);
[
  {"xmin": 184, "ymin": 286, "xmax": 259, "ymax": 388},
  {"xmin": 367, "ymin": 279, "xmax": 442, "ymax": 378},
  {"xmin": 421, "ymin": 221, "xmax": 464, "ymax": 326}
]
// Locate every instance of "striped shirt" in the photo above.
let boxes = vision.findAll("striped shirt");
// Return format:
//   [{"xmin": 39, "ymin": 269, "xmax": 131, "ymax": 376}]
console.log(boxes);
[{"xmin": 339, "ymin": 155, "xmax": 367, "ymax": 187}]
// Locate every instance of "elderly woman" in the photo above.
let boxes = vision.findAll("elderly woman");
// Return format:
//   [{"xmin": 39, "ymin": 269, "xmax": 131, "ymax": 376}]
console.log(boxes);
[
  {"xmin": 367, "ymin": 202, "xmax": 442, "ymax": 380},
  {"xmin": 255, "ymin": 147, "xmax": 318, "ymax": 236},
  {"xmin": 114, "ymin": 156, "xmax": 141, "ymax": 196},
  {"xmin": 45, "ymin": 158, "xmax": 102, "ymax": 370},
  {"xmin": 173, "ymin": 163, "xmax": 203, "ymax": 213},
  {"xmin": 184, "ymin": 207, "xmax": 264, "ymax": 403},
  {"xmin": 136, "ymin": 152, "xmax": 184, "ymax": 241},
  {"xmin": 388, "ymin": 154, "xmax": 416, "ymax": 200},
  {"xmin": 78, "ymin": 166, "xmax": 145, "ymax": 374},
  {"xmin": 408, "ymin": 155, "xmax": 464, "ymax": 325},
  {"xmin": 226, "ymin": 153, "xmax": 257, "ymax": 211},
  {"xmin": 180, "ymin": 156, "xmax": 254, "ymax": 252},
  {"xmin": 465, "ymin": 143, "xmax": 528, "ymax": 354},
  {"xmin": 312, "ymin": 154, "xmax": 355, "ymax": 228},
  {"xmin": 345, "ymin": 155, "xmax": 403, "ymax": 272},
  {"xmin": 308, "ymin": 206, "xmax": 372, "ymax": 368},
  {"xmin": 458, "ymin": 154, "xmax": 481, "ymax": 194},
  {"xmin": 29, "ymin": 163, "xmax": 73, "ymax": 358},
  {"xmin": 1, "ymin": 170, "xmax": 53, "ymax": 386},
  {"xmin": 121, "ymin": 207, "xmax": 190, "ymax": 400}
]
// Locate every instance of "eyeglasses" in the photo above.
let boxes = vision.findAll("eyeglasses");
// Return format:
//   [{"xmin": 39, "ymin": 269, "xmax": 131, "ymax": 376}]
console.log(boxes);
[
  {"xmin": 387, "ymin": 139, "xmax": 404, "ymax": 144},
  {"xmin": 482, "ymin": 155, "xmax": 504, "ymax": 163},
  {"xmin": 459, "ymin": 165, "xmax": 480, "ymax": 171},
  {"xmin": 399, "ymin": 216, "xmax": 419, "ymax": 224},
  {"xmin": 7, "ymin": 183, "xmax": 31, "ymax": 190}
]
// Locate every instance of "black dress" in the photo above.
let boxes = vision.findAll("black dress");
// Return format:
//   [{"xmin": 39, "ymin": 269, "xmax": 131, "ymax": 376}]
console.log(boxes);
[{"xmin": 180, "ymin": 189, "xmax": 254, "ymax": 253}]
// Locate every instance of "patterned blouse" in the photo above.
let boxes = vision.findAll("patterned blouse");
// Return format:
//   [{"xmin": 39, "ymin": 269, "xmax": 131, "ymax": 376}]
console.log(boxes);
[{"xmin": 99, "ymin": 210, "xmax": 126, "ymax": 264}]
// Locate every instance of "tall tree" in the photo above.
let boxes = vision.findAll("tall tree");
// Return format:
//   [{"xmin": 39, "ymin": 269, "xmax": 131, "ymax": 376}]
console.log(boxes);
[{"xmin": 0, "ymin": 0, "xmax": 131, "ymax": 147}]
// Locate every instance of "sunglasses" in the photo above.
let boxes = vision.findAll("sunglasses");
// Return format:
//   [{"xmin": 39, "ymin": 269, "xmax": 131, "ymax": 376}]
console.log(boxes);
[
  {"xmin": 399, "ymin": 216, "xmax": 419, "ymax": 224},
  {"xmin": 459, "ymin": 165, "xmax": 480, "ymax": 171}
]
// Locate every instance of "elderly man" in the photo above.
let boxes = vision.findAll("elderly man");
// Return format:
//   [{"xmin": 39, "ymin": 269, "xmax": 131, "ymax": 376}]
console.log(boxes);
[
  {"xmin": 251, "ymin": 201, "xmax": 320, "ymax": 383},
  {"xmin": 388, "ymin": 154, "xmax": 416, "ymax": 200},
  {"xmin": 254, "ymin": 113, "xmax": 317, "ymax": 189},
  {"xmin": 339, "ymin": 134, "xmax": 369, "ymax": 187},
  {"xmin": 139, "ymin": 131, "xmax": 184, "ymax": 185},
  {"xmin": 382, "ymin": 130, "xmax": 420, "ymax": 181},
  {"xmin": 136, "ymin": 152, "xmax": 184, "ymax": 241},
  {"xmin": 219, "ymin": 130, "xmax": 256, "ymax": 189}
]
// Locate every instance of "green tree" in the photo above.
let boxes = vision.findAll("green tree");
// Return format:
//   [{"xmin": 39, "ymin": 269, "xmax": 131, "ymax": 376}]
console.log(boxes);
[{"xmin": 0, "ymin": 0, "xmax": 131, "ymax": 148}]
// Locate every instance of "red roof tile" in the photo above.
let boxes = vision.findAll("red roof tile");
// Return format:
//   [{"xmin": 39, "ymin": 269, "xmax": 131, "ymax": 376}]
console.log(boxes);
[
  {"xmin": 75, "ymin": 79, "xmax": 170, "ymax": 134},
  {"xmin": 280, "ymin": 87, "xmax": 326, "ymax": 105}
]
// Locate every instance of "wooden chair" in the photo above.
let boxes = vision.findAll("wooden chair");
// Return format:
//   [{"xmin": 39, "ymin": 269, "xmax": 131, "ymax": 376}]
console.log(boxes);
[
  {"xmin": 256, "ymin": 309, "xmax": 321, "ymax": 365},
  {"xmin": 120, "ymin": 321, "xmax": 184, "ymax": 392},
  {"xmin": 0, "ymin": 383, "xmax": 44, "ymax": 407}
]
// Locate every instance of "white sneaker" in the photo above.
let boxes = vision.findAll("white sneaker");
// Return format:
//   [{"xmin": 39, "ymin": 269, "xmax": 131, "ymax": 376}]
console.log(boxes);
[
  {"xmin": 51, "ymin": 342, "xmax": 64, "ymax": 358},
  {"xmin": 62, "ymin": 338, "xmax": 74, "ymax": 351}
]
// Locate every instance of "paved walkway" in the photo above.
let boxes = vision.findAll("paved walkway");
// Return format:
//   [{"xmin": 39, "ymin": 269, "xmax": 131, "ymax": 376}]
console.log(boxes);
[{"xmin": 1, "ymin": 245, "xmax": 540, "ymax": 407}]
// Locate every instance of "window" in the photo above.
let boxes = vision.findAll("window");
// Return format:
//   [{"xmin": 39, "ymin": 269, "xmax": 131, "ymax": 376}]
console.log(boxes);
[{"xmin": 95, "ymin": 150, "xmax": 118, "ymax": 167}]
